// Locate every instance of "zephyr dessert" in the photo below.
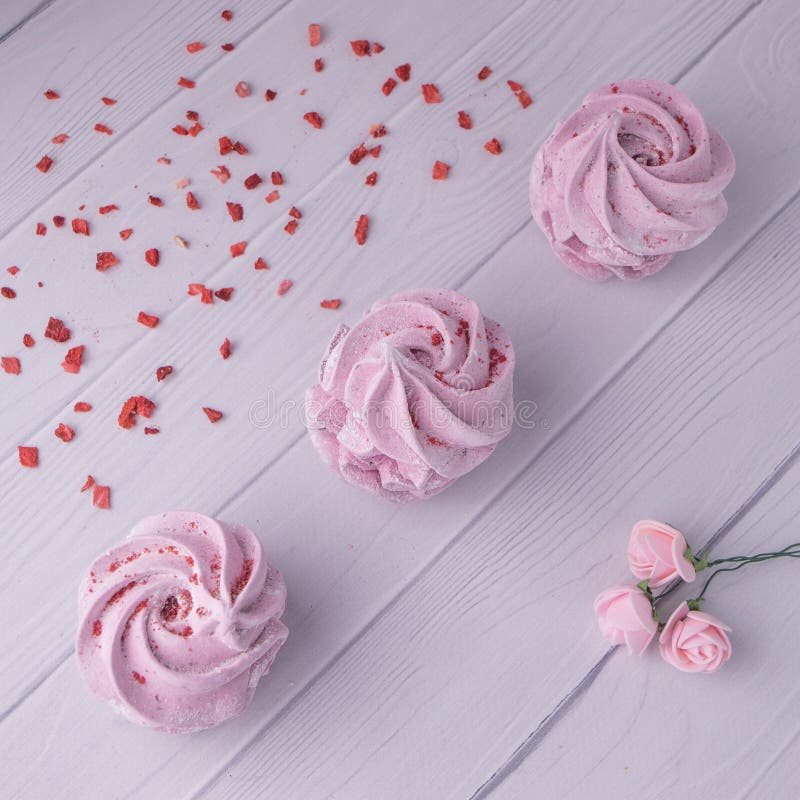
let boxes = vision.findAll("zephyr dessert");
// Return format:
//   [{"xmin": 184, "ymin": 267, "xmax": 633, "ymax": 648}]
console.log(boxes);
[
  {"xmin": 530, "ymin": 78, "xmax": 735, "ymax": 280},
  {"xmin": 305, "ymin": 288, "xmax": 515, "ymax": 502},
  {"xmin": 76, "ymin": 512, "xmax": 288, "ymax": 733}
]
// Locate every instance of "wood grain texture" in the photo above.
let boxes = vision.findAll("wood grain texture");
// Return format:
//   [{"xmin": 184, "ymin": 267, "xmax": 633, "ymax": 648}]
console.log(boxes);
[{"xmin": 1, "ymin": 0, "xmax": 798, "ymax": 798}]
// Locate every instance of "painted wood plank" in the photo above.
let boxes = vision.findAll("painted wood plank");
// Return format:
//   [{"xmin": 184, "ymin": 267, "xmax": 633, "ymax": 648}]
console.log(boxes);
[{"xmin": 0, "ymin": 0, "xmax": 52, "ymax": 43}]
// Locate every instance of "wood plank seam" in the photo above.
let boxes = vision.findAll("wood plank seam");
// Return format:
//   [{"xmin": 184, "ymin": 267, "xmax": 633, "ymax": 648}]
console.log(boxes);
[{"xmin": 0, "ymin": 0, "xmax": 57, "ymax": 47}]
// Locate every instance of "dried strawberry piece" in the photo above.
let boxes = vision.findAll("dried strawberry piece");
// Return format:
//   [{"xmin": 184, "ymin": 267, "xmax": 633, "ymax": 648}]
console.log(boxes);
[
  {"xmin": 72, "ymin": 218, "xmax": 89, "ymax": 236},
  {"xmin": 350, "ymin": 40, "xmax": 370, "ymax": 56},
  {"xmin": 55, "ymin": 423, "xmax": 75, "ymax": 442},
  {"xmin": 51, "ymin": 133, "xmax": 69, "ymax": 144},
  {"xmin": 156, "ymin": 157, "xmax": 171, "ymax": 165},
  {"xmin": 156, "ymin": 365, "xmax": 173, "ymax": 382},
  {"xmin": 62, "ymin": 345, "xmax": 84, "ymax": 373},
  {"xmin": 370, "ymin": 124, "xmax": 387, "ymax": 138},
  {"xmin": 458, "ymin": 110, "xmax": 472, "ymax": 130},
  {"xmin": 186, "ymin": 110, "xmax": 199, "ymax": 121},
  {"xmin": 188, "ymin": 283, "xmax": 205, "ymax": 296},
  {"xmin": 365, "ymin": 171, "xmax": 377, "ymax": 186},
  {"xmin": 178, "ymin": 76, "xmax": 196, "ymax": 89},
  {"xmin": 186, "ymin": 191, "xmax": 199, "ymax": 210},
  {"xmin": 235, "ymin": 81, "xmax": 251, "ymax": 97},
  {"xmin": 96, "ymin": 251, "xmax": 119, "ymax": 271},
  {"xmin": 221, "ymin": 43, "xmax": 234, "ymax": 51},
  {"xmin": 74, "ymin": 401, "xmax": 92, "ymax": 412},
  {"xmin": 354, "ymin": 214, "xmax": 369, "ymax": 245},
  {"xmin": 227, "ymin": 202, "xmax": 244, "ymax": 222},
  {"xmin": 277, "ymin": 279, "xmax": 293, "ymax": 296},
  {"xmin": 507, "ymin": 79, "xmax": 523, "ymax": 92},
  {"xmin": 98, "ymin": 204, "xmax": 118, "ymax": 215},
  {"xmin": 349, "ymin": 143, "xmax": 368, "ymax": 164},
  {"xmin": 174, "ymin": 176, "xmax": 189, "ymax": 190},
  {"xmin": 18, "ymin": 446, "xmax": 38, "ymax": 468},
  {"xmin": 137, "ymin": 311, "xmax": 159, "ymax": 328},
  {"xmin": 308, "ymin": 23, "xmax": 321, "ymax": 46},
  {"xmin": 288, "ymin": 206, "xmax": 302, "ymax": 219},
  {"xmin": 320, "ymin": 299, "xmax": 340, "ymax": 310},
  {"xmin": 119, "ymin": 228, "xmax": 133, "ymax": 240},
  {"xmin": 382, "ymin": 78, "xmax": 397, "ymax": 96},
  {"xmin": 187, "ymin": 121, "xmax": 203, "ymax": 136},
  {"xmin": 186, "ymin": 41, "xmax": 205, "ymax": 53},
  {"xmin": 271, "ymin": 171, "xmax": 284, "ymax": 185},
  {"xmin": 264, "ymin": 89, "xmax": 277, "ymax": 101},
  {"xmin": 215, "ymin": 287, "xmax": 234, "ymax": 301},
  {"xmin": 233, "ymin": 140, "xmax": 248, "ymax": 154},
  {"xmin": 221, "ymin": 9, "xmax": 232, "ymax": 20},
  {"xmin": 1, "ymin": 287, "xmax": 16, "ymax": 299},
  {"xmin": 432, "ymin": 161, "xmax": 450, "ymax": 180},
  {"xmin": 228, "ymin": 240, "xmax": 247, "ymax": 259},
  {"xmin": 203, "ymin": 407, "xmax": 223, "ymax": 423},
  {"xmin": 173, "ymin": 124, "xmax": 188, "ymax": 136},
  {"xmin": 23, "ymin": 334, "xmax": 34, "ymax": 347},
  {"xmin": 201, "ymin": 287, "xmax": 213, "ymax": 304},
  {"xmin": 144, "ymin": 427, "xmax": 159, "ymax": 435},
  {"xmin": 80, "ymin": 475, "xmax": 95, "ymax": 492},
  {"xmin": 370, "ymin": 145, "xmax": 381, "ymax": 158},
  {"xmin": 94, "ymin": 123, "xmax": 113, "ymax": 135},
  {"xmin": 45, "ymin": 317, "xmax": 71, "ymax": 342},
  {"xmin": 484, "ymin": 138, "xmax": 502, "ymax": 155},
  {"xmin": 477, "ymin": 66, "xmax": 492, "ymax": 80},
  {"xmin": 395, "ymin": 64, "xmax": 411, "ymax": 82},
  {"xmin": 36, "ymin": 155, "xmax": 53, "ymax": 173},
  {"xmin": 314, "ymin": 58, "xmax": 324, "ymax": 73},
  {"xmin": 220, "ymin": 338, "xmax": 232, "ymax": 359},
  {"xmin": 93, "ymin": 484, "xmax": 110, "ymax": 509},
  {"xmin": 219, "ymin": 136, "xmax": 247, "ymax": 155},
  {"xmin": 53, "ymin": 216, "xmax": 66, "ymax": 227},
  {"xmin": 264, "ymin": 190, "xmax": 280, "ymax": 203},
  {"xmin": 516, "ymin": 89, "xmax": 533, "ymax": 109},
  {"xmin": 148, "ymin": 195, "xmax": 163, "ymax": 207},
  {"xmin": 421, "ymin": 83, "xmax": 441, "ymax": 103},
  {"xmin": 303, "ymin": 111, "xmax": 323, "ymax": 129},
  {"xmin": 36, "ymin": 222, "xmax": 47, "ymax": 236},
  {"xmin": 7, "ymin": 266, "xmax": 19, "ymax": 275},
  {"xmin": 372, "ymin": 42, "xmax": 384, "ymax": 54},
  {"xmin": 243, "ymin": 173, "xmax": 262, "ymax": 189},
  {"xmin": 254, "ymin": 257, "xmax": 268, "ymax": 270},
  {"xmin": 44, "ymin": 89, "xmax": 60, "ymax": 100},
  {"xmin": 210, "ymin": 165, "xmax": 231, "ymax": 183},
  {"xmin": 2, "ymin": 356, "xmax": 20, "ymax": 374},
  {"xmin": 118, "ymin": 395, "xmax": 156, "ymax": 429},
  {"xmin": 101, "ymin": 96, "xmax": 117, "ymax": 105},
  {"xmin": 284, "ymin": 219, "xmax": 298, "ymax": 235}
]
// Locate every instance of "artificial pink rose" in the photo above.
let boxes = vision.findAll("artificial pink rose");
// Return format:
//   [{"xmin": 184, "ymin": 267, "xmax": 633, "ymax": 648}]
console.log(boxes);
[
  {"xmin": 628, "ymin": 519, "xmax": 696, "ymax": 588},
  {"xmin": 594, "ymin": 584, "xmax": 657, "ymax": 656},
  {"xmin": 659, "ymin": 601, "xmax": 732, "ymax": 673}
]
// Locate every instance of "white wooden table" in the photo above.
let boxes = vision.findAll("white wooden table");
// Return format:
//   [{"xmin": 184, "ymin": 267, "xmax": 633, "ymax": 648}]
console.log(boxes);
[{"xmin": 1, "ymin": 1, "xmax": 798, "ymax": 797}]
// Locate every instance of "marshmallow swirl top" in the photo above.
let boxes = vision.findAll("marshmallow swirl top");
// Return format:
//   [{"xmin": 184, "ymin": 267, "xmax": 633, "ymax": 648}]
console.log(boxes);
[
  {"xmin": 305, "ymin": 288, "xmax": 515, "ymax": 502},
  {"xmin": 76, "ymin": 512, "xmax": 288, "ymax": 733},
  {"xmin": 530, "ymin": 78, "xmax": 735, "ymax": 280}
]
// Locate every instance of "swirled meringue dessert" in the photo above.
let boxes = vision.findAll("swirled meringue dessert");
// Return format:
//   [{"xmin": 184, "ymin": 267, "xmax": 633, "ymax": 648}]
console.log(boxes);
[
  {"xmin": 76, "ymin": 512, "xmax": 288, "ymax": 733},
  {"xmin": 530, "ymin": 78, "xmax": 735, "ymax": 280},
  {"xmin": 305, "ymin": 288, "xmax": 515, "ymax": 503}
]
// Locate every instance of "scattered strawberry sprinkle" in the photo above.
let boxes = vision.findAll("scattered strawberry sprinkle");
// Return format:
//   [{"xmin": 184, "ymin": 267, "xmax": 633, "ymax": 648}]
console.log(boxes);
[
  {"xmin": 36, "ymin": 223, "xmax": 47, "ymax": 236},
  {"xmin": 288, "ymin": 206, "xmax": 302, "ymax": 219},
  {"xmin": 81, "ymin": 475, "xmax": 95, "ymax": 492},
  {"xmin": 72, "ymin": 218, "xmax": 89, "ymax": 236},
  {"xmin": 484, "ymin": 138, "xmax": 503, "ymax": 155},
  {"xmin": 370, "ymin": 145, "xmax": 381, "ymax": 158},
  {"xmin": 432, "ymin": 161, "xmax": 450, "ymax": 180},
  {"xmin": 309, "ymin": 23, "xmax": 321, "ymax": 46},
  {"xmin": 23, "ymin": 334, "xmax": 34, "ymax": 347},
  {"xmin": 350, "ymin": 40, "xmax": 370, "ymax": 56},
  {"xmin": 244, "ymin": 173, "xmax": 262, "ymax": 189},
  {"xmin": 156, "ymin": 365, "xmax": 173, "ymax": 382},
  {"xmin": 354, "ymin": 214, "xmax": 369, "ymax": 245},
  {"xmin": 98, "ymin": 204, "xmax": 118, "ymax": 214},
  {"xmin": 458, "ymin": 110, "xmax": 473, "ymax": 129},
  {"xmin": 148, "ymin": 195, "xmax": 163, "ymax": 207},
  {"xmin": 44, "ymin": 89, "xmax": 60, "ymax": 100},
  {"xmin": 215, "ymin": 287, "xmax": 233, "ymax": 301},
  {"xmin": 186, "ymin": 191, "xmax": 199, "ymax": 209},
  {"xmin": 94, "ymin": 123, "xmax": 113, "ymax": 135},
  {"xmin": 507, "ymin": 80, "xmax": 523, "ymax": 92},
  {"xmin": 395, "ymin": 64, "xmax": 411, "ymax": 82},
  {"xmin": 118, "ymin": 395, "xmax": 155, "ymax": 429},
  {"xmin": 382, "ymin": 78, "xmax": 397, "ymax": 96},
  {"xmin": 36, "ymin": 155, "xmax": 53, "ymax": 173},
  {"xmin": 137, "ymin": 311, "xmax": 159, "ymax": 328},
  {"xmin": 372, "ymin": 42, "xmax": 384, "ymax": 54},
  {"xmin": 52, "ymin": 216, "xmax": 65, "ymax": 227},
  {"xmin": 61, "ymin": 345, "xmax": 84, "ymax": 373},
  {"xmin": 365, "ymin": 171, "xmax": 377, "ymax": 186},
  {"xmin": 277, "ymin": 279, "xmax": 293, "ymax": 296},
  {"xmin": 264, "ymin": 89, "xmax": 277, "ymax": 101},
  {"xmin": 516, "ymin": 89, "xmax": 533, "ymax": 109},
  {"xmin": 221, "ymin": 9, "xmax": 232, "ymax": 20},
  {"xmin": 227, "ymin": 202, "xmax": 244, "ymax": 222},
  {"xmin": 202, "ymin": 407, "xmax": 223, "ymax": 423},
  {"xmin": 349, "ymin": 142, "xmax": 368, "ymax": 164},
  {"xmin": 235, "ymin": 81, "xmax": 251, "ymax": 98},
  {"xmin": 18, "ymin": 446, "xmax": 38, "ymax": 468},
  {"xmin": 186, "ymin": 41, "xmax": 205, "ymax": 53},
  {"xmin": 45, "ymin": 317, "xmax": 71, "ymax": 342},
  {"xmin": 74, "ymin": 402, "xmax": 92, "ymax": 412},
  {"xmin": 254, "ymin": 257, "xmax": 268, "ymax": 270},
  {"xmin": 144, "ymin": 427, "xmax": 159, "ymax": 435},
  {"xmin": 304, "ymin": 111, "xmax": 323, "ymax": 129},
  {"xmin": 477, "ymin": 66, "xmax": 492, "ymax": 80},
  {"xmin": 143, "ymin": 248, "xmax": 160, "ymax": 267},
  {"xmin": 178, "ymin": 77, "xmax": 196, "ymax": 89},
  {"xmin": 119, "ymin": 228, "xmax": 133, "ymax": 240},
  {"xmin": 370, "ymin": 124, "xmax": 387, "ymax": 138},
  {"xmin": 284, "ymin": 219, "xmax": 298, "ymax": 235},
  {"xmin": 93, "ymin": 484, "xmax": 111, "ymax": 509},
  {"xmin": 2, "ymin": 357, "xmax": 20, "ymax": 374},
  {"xmin": 2, "ymin": 287, "xmax": 17, "ymax": 299},
  {"xmin": 422, "ymin": 83, "xmax": 441, "ymax": 103},
  {"xmin": 210, "ymin": 165, "xmax": 231, "ymax": 183},
  {"xmin": 320, "ymin": 299, "xmax": 340, "ymax": 310},
  {"xmin": 271, "ymin": 171, "xmax": 284, "ymax": 185},
  {"xmin": 314, "ymin": 58, "xmax": 324, "ymax": 72},
  {"xmin": 51, "ymin": 133, "xmax": 69, "ymax": 144},
  {"xmin": 101, "ymin": 97, "xmax": 117, "ymax": 106},
  {"xmin": 265, "ymin": 190, "xmax": 280, "ymax": 203},
  {"xmin": 96, "ymin": 251, "xmax": 119, "ymax": 272},
  {"xmin": 55, "ymin": 423, "xmax": 75, "ymax": 442},
  {"xmin": 221, "ymin": 43, "xmax": 234, "ymax": 52},
  {"xmin": 220, "ymin": 338, "xmax": 232, "ymax": 359},
  {"xmin": 7, "ymin": 266, "xmax": 19, "ymax": 275}
]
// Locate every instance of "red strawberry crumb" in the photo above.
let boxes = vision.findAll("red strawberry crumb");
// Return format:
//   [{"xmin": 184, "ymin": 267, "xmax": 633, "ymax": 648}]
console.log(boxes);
[
  {"xmin": 36, "ymin": 155, "xmax": 53, "ymax": 173},
  {"xmin": 477, "ymin": 66, "xmax": 492, "ymax": 80},
  {"xmin": 395, "ymin": 64, "xmax": 411, "ymax": 81},
  {"xmin": 23, "ymin": 334, "xmax": 34, "ymax": 347},
  {"xmin": 156, "ymin": 365, "xmax": 173, "ymax": 382},
  {"xmin": 119, "ymin": 228, "xmax": 133, "ymax": 240},
  {"xmin": 349, "ymin": 142, "xmax": 368, "ymax": 164},
  {"xmin": 365, "ymin": 171, "xmax": 377, "ymax": 186},
  {"xmin": 254, "ymin": 257, "xmax": 268, "ymax": 270},
  {"xmin": 265, "ymin": 89, "xmax": 277, "ymax": 101},
  {"xmin": 96, "ymin": 251, "xmax": 119, "ymax": 272},
  {"xmin": 51, "ymin": 133, "xmax": 69, "ymax": 144},
  {"xmin": 202, "ymin": 407, "xmax": 223, "ymax": 423},
  {"xmin": 309, "ymin": 23, "xmax": 321, "ymax": 46},
  {"xmin": 101, "ymin": 97, "xmax": 117, "ymax": 105},
  {"xmin": 382, "ymin": 78, "xmax": 397, "ymax": 96},
  {"xmin": 178, "ymin": 77, "xmax": 196, "ymax": 89},
  {"xmin": 72, "ymin": 218, "xmax": 89, "ymax": 235},
  {"xmin": 372, "ymin": 42, "xmax": 384, "ymax": 54},
  {"xmin": 288, "ymin": 206, "xmax": 302, "ymax": 219},
  {"xmin": 137, "ymin": 311, "xmax": 159, "ymax": 328},
  {"xmin": 118, "ymin": 395, "xmax": 155, "ymax": 429},
  {"xmin": 188, "ymin": 283, "xmax": 204, "ymax": 296},
  {"xmin": 320, "ymin": 299, "xmax": 340, "ymax": 310},
  {"xmin": 215, "ymin": 287, "xmax": 234, "ymax": 301},
  {"xmin": 314, "ymin": 58, "xmax": 324, "ymax": 72},
  {"xmin": 458, "ymin": 110, "xmax": 472, "ymax": 129},
  {"xmin": 431, "ymin": 332, "xmax": 443, "ymax": 346},
  {"xmin": 81, "ymin": 475, "xmax": 95, "ymax": 492},
  {"xmin": 221, "ymin": 9, "xmax": 232, "ymax": 20},
  {"xmin": 221, "ymin": 43, "xmax": 234, "ymax": 51},
  {"xmin": 265, "ymin": 190, "xmax": 280, "ymax": 203},
  {"xmin": 93, "ymin": 485, "xmax": 110, "ymax": 509},
  {"xmin": 18, "ymin": 446, "xmax": 38, "ymax": 468},
  {"xmin": 422, "ymin": 83, "xmax": 441, "ymax": 103},
  {"xmin": 148, "ymin": 195, "xmax": 163, "ymax": 207},
  {"xmin": 350, "ymin": 40, "xmax": 370, "ymax": 56},
  {"xmin": 516, "ymin": 89, "xmax": 533, "ymax": 109},
  {"xmin": 210, "ymin": 165, "xmax": 231, "ymax": 183},
  {"xmin": 186, "ymin": 41, "xmax": 205, "ymax": 53},
  {"xmin": 92, "ymin": 620, "xmax": 102, "ymax": 637},
  {"xmin": 370, "ymin": 124, "xmax": 387, "ymax": 138},
  {"xmin": 284, "ymin": 219, "xmax": 298, "ymax": 235},
  {"xmin": 201, "ymin": 287, "xmax": 213, "ymax": 304},
  {"xmin": 98, "ymin": 204, "xmax": 118, "ymax": 214},
  {"xmin": 74, "ymin": 401, "xmax": 92, "ymax": 412},
  {"xmin": 36, "ymin": 223, "xmax": 47, "ymax": 236},
  {"xmin": 244, "ymin": 173, "xmax": 262, "ymax": 189},
  {"xmin": 432, "ymin": 161, "xmax": 450, "ymax": 180},
  {"xmin": 277, "ymin": 279, "xmax": 293, "ymax": 296},
  {"xmin": 370, "ymin": 145, "xmax": 381, "ymax": 158},
  {"xmin": 220, "ymin": 338, "xmax": 232, "ymax": 359},
  {"xmin": 55, "ymin": 423, "xmax": 75, "ymax": 442},
  {"xmin": 156, "ymin": 157, "xmax": 171, "ymax": 165},
  {"xmin": 144, "ymin": 427, "xmax": 159, "ymax": 435},
  {"xmin": 44, "ymin": 89, "xmax": 60, "ymax": 100},
  {"xmin": 2, "ymin": 287, "xmax": 17, "ymax": 299},
  {"xmin": 45, "ymin": 317, "xmax": 71, "ymax": 342},
  {"xmin": 186, "ymin": 191, "xmax": 199, "ymax": 210},
  {"xmin": 271, "ymin": 171, "xmax": 284, "ymax": 186},
  {"xmin": 53, "ymin": 216, "xmax": 65, "ymax": 227},
  {"xmin": 173, "ymin": 124, "xmax": 188, "ymax": 136},
  {"xmin": 227, "ymin": 202, "xmax": 244, "ymax": 222},
  {"xmin": 235, "ymin": 81, "xmax": 251, "ymax": 97},
  {"xmin": 507, "ymin": 79, "xmax": 523, "ymax": 92},
  {"xmin": 144, "ymin": 248, "xmax": 160, "ymax": 267},
  {"xmin": 2, "ymin": 357, "xmax": 20, "ymax": 374},
  {"xmin": 187, "ymin": 122, "xmax": 203, "ymax": 136},
  {"xmin": 7, "ymin": 266, "xmax": 19, "ymax": 275},
  {"xmin": 94, "ymin": 123, "xmax": 113, "ymax": 135},
  {"xmin": 303, "ymin": 111, "xmax": 323, "ymax": 129},
  {"xmin": 354, "ymin": 214, "xmax": 369, "ymax": 245},
  {"xmin": 61, "ymin": 345, "xmax": 84, "ymax": 373},
  {"xmin": 484, "ymin": 138, "xmax": 502, "ymax": 155}
]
